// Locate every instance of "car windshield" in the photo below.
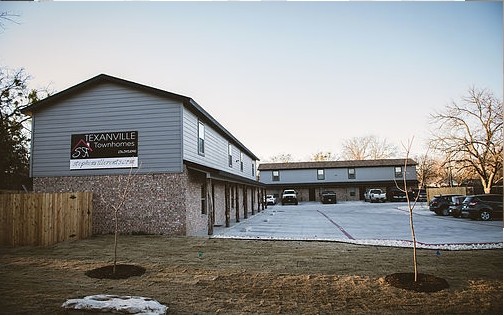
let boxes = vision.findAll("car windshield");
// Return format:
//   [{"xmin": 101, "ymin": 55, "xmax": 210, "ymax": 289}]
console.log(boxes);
[
  {"xmin": 284, "ymin": 190, "xmax": 295, "ymax": 194},
  {"xmin": 370, "ymin": 190, "xmax": 381, "ymax": 194},
  {"xmin": 462, "ymin": 196, "xmax": 473, "ymax": 204},
  {"xmin": 451, "ymin": 196, "xmax": 464, "ymax": 204}
]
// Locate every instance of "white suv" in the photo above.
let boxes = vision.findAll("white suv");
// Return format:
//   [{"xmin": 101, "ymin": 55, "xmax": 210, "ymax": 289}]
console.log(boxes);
[{"xmin": 266, "ymin": 195, "xmax": 277, "ymax": 205}]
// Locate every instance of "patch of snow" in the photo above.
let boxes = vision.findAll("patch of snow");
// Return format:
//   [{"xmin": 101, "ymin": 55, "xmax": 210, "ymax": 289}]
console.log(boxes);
[
  {"xmin": 212, "ymin": 235, "xmax": 502, "ymax": 251},
  {"xmin": 62, "ymin": 294, "xmax": 167, "ymax": 315}
]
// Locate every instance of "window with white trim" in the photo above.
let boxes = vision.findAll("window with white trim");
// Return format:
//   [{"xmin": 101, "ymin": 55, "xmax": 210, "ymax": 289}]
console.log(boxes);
[
  {"xmin": 198, "ymin": 121, "xmax": 205, "ymax": 156},
  {"xmin": 240, "ymin": 152, "xmax": 244, "ymax": 172},
  {"xmin": 317, "ymin": 169, "xmax": 325, "ymax": 180},
  {"xmin": 272, "ymin": 170, "xmax": 280, "ymax": 181},
  {"xmin": 348, "ymin": 168, "xmax": 356, "ymax": 179},
  {"xmin": 395, "ymin": 166, "xmax": 403, "ymax": 178},
  {"xmin": 228, "ymin": 143, "xmax": 233, "ymax": 167}
]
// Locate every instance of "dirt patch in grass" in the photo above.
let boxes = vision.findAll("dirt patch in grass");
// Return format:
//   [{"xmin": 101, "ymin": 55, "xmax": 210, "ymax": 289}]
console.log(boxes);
[
  {"xmin": 85, "ymin": 264, "xmax": 146, "ymax": 279},
  {"xmin": 0, "ymin": 235, "xmax": 502, "ymax": 314},
  {"xmin": 385, "ymin": 272, "xmax": 449, "ymax": 293}
]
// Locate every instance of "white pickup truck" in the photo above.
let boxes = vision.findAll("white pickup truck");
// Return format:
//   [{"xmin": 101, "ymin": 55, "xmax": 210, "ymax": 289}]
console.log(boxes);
[
  {"xmin": 364, "ymin": 189, "xmax": 387, "ymax": 203},
  {"xmin": 281, "ymin": 189, "xmax": 298, "ymax": 205}
]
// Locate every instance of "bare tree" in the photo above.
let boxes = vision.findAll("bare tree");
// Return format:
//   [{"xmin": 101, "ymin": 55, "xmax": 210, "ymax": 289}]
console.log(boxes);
[
  {"xmin": 0, "ymin": 11, "xmax": 19, "ymax": 32},
  {"xmin": 309, "ymin": 151, "xmax": 337, "ymax": 161},
  {"xmin": 100, "ymin": 165, "xmax": 139, "ymax": 274},
  {"xmin": 267, "ymin": 153, "xmax": 295, "ymax": 163},
  {"xmin": 396, "ymin": 138, "xmax": 424, "ymax": 282},
  {"xmin": 413, "ymin": 153, "xmax": 438, "ymax": 187},
  {"xmin": 430, "ymin": 87, "xmax": 503, "ymax": 193},
  {"xmin": 340, "ymin": 135, "xmax": 398, "ymax": 160}
]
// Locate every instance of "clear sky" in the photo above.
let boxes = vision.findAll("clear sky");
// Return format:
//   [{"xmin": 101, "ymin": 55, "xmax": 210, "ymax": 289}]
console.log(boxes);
[{"xmin": 0, "ymin": 1, "xmax": 502, "ymax": 162}]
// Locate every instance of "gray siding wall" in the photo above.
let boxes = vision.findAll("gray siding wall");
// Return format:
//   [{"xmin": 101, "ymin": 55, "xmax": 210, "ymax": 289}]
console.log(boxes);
[
  {"xmin": 31, "ymin": 83, "xmax": 183, "ymax": 177},
  {"xmin": 260, "ymin": 165, "xmax": 417, "ymax": 185},
  {"xmin": 182, "ymin": 107, "xmax": 256, "ymax": 180}
]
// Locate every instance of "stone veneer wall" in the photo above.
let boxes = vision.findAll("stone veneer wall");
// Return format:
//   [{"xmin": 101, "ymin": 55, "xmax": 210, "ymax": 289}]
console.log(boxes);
[
  {"xmin": 184, "ymin": 169, "xmax": 209, "ymax": 236},
  {"xmin": 33, "ymin": 171, "xmax": 188, "ymax": 235}
]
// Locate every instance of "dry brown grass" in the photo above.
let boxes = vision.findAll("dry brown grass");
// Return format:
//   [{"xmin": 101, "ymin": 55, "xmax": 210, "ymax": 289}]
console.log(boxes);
[{"xmin": 0, "ymin": 235, "xmax": 502, "ymax": 314}]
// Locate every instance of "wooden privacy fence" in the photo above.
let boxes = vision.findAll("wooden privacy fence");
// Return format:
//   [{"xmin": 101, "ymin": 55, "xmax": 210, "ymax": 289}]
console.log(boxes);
[{"xmin": 0, "ymin": 192, "xmax": 92, "ymax": 247}]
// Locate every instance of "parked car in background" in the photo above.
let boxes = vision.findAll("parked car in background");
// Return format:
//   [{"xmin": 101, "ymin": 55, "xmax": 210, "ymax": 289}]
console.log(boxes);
[
  {"xmin": 364, "ymin": 189, "xmax": 387, "ymax": 203},
  {"xmin": 409, "ymin": 188, "xmax": 427, "ymax": 202},
  {"xmin": 281, "ymin": 189, "xmax": 298, "ymax": 205},
  {"xmin": 266, "ymin": 195, "xmax": 276, "ymax": 205},
  {"xmin": 388, "ymin": 188, "xmax": 407, "ymax": 202},
  {"xmin": 461, "ymin": 194, "xmax": 503, "ymax": 221},
  {"xmin": 429, "ymin": 194, "xmax": 463, "ymax": 216},
  {"xmin": 449, "ymin": 195, "xmax": 466, "ymax": 218},
  {"xmin": 321, "ymin": 191, "xmax": 337, "ymax": 204}
]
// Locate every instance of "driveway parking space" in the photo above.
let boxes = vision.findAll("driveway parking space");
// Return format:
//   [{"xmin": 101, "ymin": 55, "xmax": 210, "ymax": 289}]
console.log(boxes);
[{"xmin": 213, "ymin": 202, "xmax": 503, "ymax": 250}]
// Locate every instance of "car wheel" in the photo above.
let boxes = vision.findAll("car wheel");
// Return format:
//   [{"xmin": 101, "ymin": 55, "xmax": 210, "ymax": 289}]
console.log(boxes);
[
  {"xmin": 441, "ymin": 208, "xmax": 449, "ymax": 216},
  {"xmin": 480, "ymin": 210, "xmax": 492, "ymax": 221}
]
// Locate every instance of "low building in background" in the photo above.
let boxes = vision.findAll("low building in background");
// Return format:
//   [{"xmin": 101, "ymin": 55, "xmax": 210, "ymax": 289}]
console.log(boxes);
[{"xmin": 258, "ymin": 159, "xmax": 418, "ymax": 202}]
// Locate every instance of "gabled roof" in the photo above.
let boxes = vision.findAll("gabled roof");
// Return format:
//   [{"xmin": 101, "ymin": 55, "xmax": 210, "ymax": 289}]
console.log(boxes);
[
  {"xmin": 21, "ymin": 73, "xmax": 259, "ymax": 161},
  {"xmin": 258, "ymin": 158, "xmax": 417, "ymax": 171}
]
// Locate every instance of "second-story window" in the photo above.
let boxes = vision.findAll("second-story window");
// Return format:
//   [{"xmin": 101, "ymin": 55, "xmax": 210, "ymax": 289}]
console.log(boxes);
[
  {"xmin": 252, "ymin": 163, "xmax": 255, "ymax": 177},
  {"xmin": 228, "ymin": 143, "xmax": 233, "ymax": 167},
  {"xmin": 348, "ymin": 168, "xmax": 356, "ymax": 179},
  {"xmin": 272, "ymin": 170, "xmax": 280, "ymax": 181},
  {"xmin": 317, "ymin": 169, "xmax": 325, "ymax": 180},
  {"xmin": 395, "ymin": 166, "xmax": 403, "ymax": 178},
  {"xmin": 198, "ymin": 121, "xmax": 205, "ymax": 156},
  {"xmin": 240, "ymin": 152, "xmax": 244, "ymax": 172}
]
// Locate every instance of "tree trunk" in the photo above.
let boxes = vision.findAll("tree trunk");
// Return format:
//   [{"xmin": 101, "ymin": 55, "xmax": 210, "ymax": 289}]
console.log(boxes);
[
  {"xmin": 408, "ymin": 202, "xmax": 418, "ymax": 282},
  {"xmin": 113, "ymin": 208, "xmax": 118, "ymax": 275},
  {"xmin": 481, "ymin": 175, "xmax": 493, "ymax": 194}
]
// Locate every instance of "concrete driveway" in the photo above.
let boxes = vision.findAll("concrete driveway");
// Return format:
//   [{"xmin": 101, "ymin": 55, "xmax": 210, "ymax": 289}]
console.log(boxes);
[{"xmin": 213, "ymin": 201, "xmax": 503, "ymax": 250}]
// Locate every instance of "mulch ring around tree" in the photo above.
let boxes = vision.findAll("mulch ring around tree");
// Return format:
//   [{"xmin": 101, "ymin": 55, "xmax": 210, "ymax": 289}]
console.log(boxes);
[
  {"xmin": 385, "ymin": 273, "xmax": 449, "ymax": 293},
  {"xmin": 85, "ymin": 264, "xmax": 146, "ymax": 280}
]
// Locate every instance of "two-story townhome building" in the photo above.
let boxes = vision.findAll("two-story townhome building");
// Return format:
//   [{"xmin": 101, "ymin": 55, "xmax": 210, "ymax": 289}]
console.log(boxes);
[
  {"xmin": 22, "ymin": 74, "xmax": 264, "ymax": 236},
  {"xmin": 258, "ymin": 159, "xmax": 418, "ymax": 202}
]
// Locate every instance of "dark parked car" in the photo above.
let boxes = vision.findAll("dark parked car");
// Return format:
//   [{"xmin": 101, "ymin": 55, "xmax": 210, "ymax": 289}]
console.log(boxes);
[
  {"xmin": 449, "ymin": 195, "xmax": 466, "ymax": 218},
  {"xmin": 321, "ymin": 191, "xmax": 337, "ymax": 204},
  {"xmin": 409, "ymin": 188, "xmax": 427, "ymax": 202},
  {"xmin": 429, "ymin": 194, "xmax": 463, "ymax": 216},
  {"xmin": 460, "ymin": 194, "xmax": 503, "ymax": 221},
  {"xmin": 389, "ymin": 188, "xmax": 407, "ymax": 202}
]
